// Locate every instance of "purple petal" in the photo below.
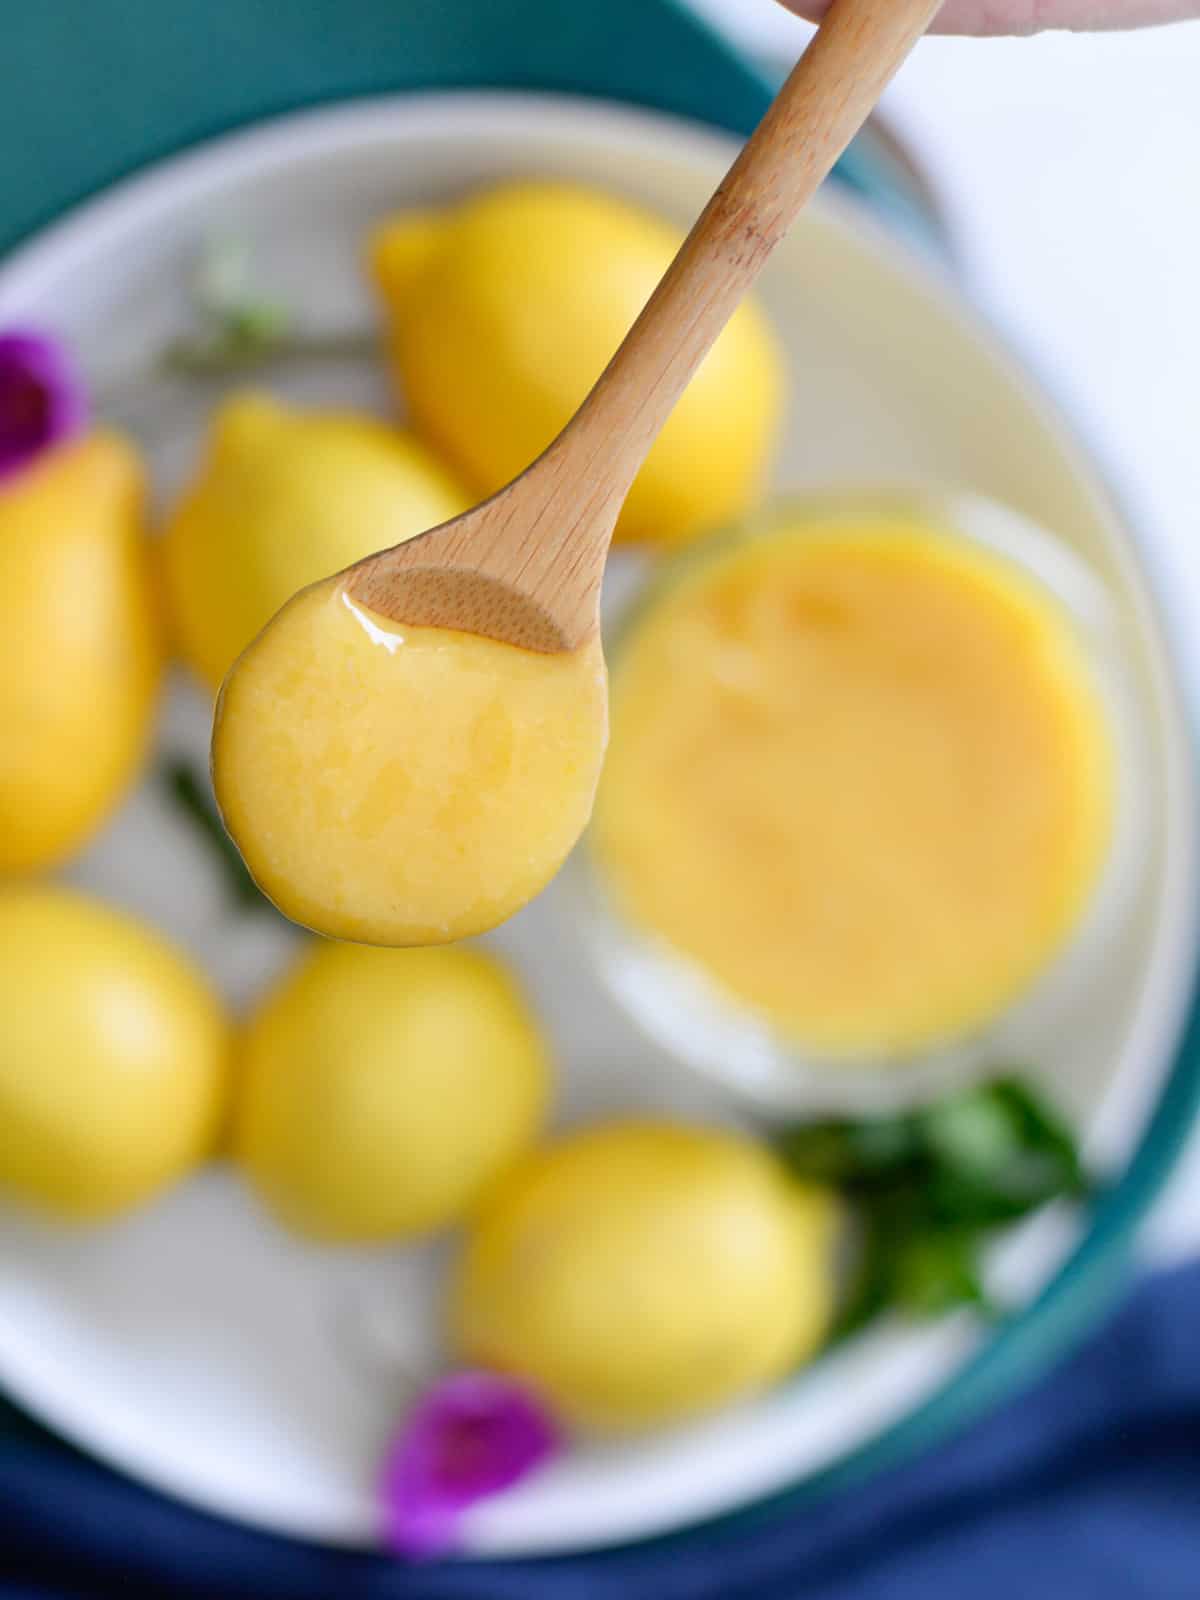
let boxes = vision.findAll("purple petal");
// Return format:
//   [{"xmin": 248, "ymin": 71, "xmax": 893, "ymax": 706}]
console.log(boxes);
[
  {"xmin": 379, "ymin": 1371, "xmax": 561, "ymax": 1559},
  {"xmin": 0, "ymin": 330, "xmax": 88, "ymax": 484}
]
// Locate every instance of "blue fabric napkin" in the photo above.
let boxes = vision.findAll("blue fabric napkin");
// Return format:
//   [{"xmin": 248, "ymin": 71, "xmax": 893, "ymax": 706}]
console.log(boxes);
[{"xmin": 3, "ymin": 1260, "xmax": 1198, "ymax": 1599}]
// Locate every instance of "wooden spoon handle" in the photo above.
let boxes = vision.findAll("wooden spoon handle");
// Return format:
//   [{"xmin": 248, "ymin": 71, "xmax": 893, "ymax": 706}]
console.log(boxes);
[
  {"xmin": 349, "ymin": 0, "xmax": 941, "ymax": 654},
  {"xmin": 559, "ymin": 0, "xmax": 943, "ymax": 501}
]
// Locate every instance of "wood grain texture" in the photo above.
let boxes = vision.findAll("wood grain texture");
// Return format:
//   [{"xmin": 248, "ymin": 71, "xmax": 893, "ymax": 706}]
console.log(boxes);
[{"xmin": 348, "ymin": 0, "xmax": 942, "ymax": 651}]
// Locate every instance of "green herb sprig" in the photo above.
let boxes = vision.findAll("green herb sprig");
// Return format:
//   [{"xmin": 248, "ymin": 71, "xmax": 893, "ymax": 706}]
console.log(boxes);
[
  {"xmin": 96, "ymin": 237, "xmax": 376, "ymax": 435},
  {"xmin": 777, "ymin": 1076, "xmax": 1091, "ymax": 1337},
  {"xmin": 162, "ymin": 758, "xmax": 269, "ymax": 913}
]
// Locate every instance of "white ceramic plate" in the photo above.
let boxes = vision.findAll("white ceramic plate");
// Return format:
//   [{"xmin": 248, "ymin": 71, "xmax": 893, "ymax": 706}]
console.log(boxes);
[{"xmin": 0, "ymin": 94, "xmax": 1196, "ymax": 1557}]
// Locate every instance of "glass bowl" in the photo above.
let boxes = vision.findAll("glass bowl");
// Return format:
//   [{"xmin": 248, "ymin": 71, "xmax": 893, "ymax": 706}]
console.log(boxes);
[{"xmin": 576, "ymin": 489, "xmax": 1145, "ymax": 1117}]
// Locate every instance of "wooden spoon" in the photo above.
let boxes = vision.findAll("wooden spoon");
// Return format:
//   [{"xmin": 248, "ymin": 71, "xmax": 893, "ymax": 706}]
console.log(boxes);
[{"xmin": 348, "ymin": 0, "xmax": 942, "ymax": 653}]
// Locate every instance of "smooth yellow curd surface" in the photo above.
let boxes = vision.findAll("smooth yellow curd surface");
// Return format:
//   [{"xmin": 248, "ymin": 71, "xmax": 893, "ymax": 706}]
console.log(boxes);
[
  {"xmin": 213, "ymin": 577, "xmax": 608, "ymax": 945},
  {"xmin": 593, "ymin": 523, "xmax": 1113, "ymax": 1057}
]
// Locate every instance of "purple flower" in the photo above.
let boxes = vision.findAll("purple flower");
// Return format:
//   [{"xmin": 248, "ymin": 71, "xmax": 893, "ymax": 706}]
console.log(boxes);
[
  {"xmin": 379, "ymin": 1371, "xmax": 561, "ymax": 1559},
  {"xmin": 0, "ymin": 331, "xmax": 88, "ymax": 483}
]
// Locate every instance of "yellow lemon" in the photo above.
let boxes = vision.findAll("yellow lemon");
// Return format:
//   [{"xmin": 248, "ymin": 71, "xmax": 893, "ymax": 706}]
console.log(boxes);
[
  {"xmin": 233, "ymin": 941, "xmax": 550, "ymax": 1241},
  {"xmin": 452, "ymin": 1121, "xmax": 838, "ymax": 1430},
  {"xmin": 0, "ymin": 433, "xmax": 160, "ymax": 873},
  {"xmin": 368, "ymin": 181, "xmax": 784, "ymax": 547},
  {"xmin": 0, "ymin": 887, "xmax": 232, "ymax": 1221},
  {"xmin": 160, "ymin": 392, "xmax": 470, "ymax": 690}
]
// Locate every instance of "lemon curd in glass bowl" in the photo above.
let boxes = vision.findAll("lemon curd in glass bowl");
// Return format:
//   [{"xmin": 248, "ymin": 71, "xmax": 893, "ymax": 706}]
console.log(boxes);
[{"xmin": 582, "ymin": 493, "xmax": 1136, "ymax": 1113}]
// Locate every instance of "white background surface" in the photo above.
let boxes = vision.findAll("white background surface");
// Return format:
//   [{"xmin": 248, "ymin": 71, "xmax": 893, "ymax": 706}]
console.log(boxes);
[{"xmin": 689, "ymin": 0, "xmax": 1200, "ymax": 1263}]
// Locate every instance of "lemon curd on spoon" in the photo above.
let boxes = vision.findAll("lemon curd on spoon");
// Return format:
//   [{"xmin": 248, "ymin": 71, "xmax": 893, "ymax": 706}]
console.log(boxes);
[{"xmin": 212, "ymin": 575, "xmax": 607, "ymax": 944}]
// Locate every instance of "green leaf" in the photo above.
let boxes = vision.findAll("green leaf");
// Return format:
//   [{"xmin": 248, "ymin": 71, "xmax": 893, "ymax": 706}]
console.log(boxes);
[
  {"xmin": 988, "ymin": 1077, "xmax": 1088, "ymax": 1188},
  {"xmin": 888, "ymin": 1225, "xmax": 992, "ymax": 1318},
  {"xmin": 775, "ymin": 1114, "xmax": 921, "ymax": 1188},
  {"xmin": 780, "ymin": 1075, "xmax": 1087, "ymax": 1347},
  {"xmin": 193, "ymin": 235, "xmax": 254, "ymax": 318},
  {"xmin": 920, "ymin": 1088, "xmax": 1024, "ymax": 1176},
  {"xmin": 918, "ymin": 1077, "xmax": 1088, "ymax": 1225},
  {"xmin": 828, "ymin": 1201, "xmax": 898, "ymax": 1343},
  {"xmin": 162, "ymin": 759, "xmax": 267, "ymax": 912},
  {"xmin": 156, "ymin": 326, "xmax": 376, "ymax": 379},
  {"xmin": 225, "ymin": 300, "xmax": 291, "ymax": 348},
  {"xmin": 829, "ymin": 1199, "xmax": 992, "ymax": 1343}
]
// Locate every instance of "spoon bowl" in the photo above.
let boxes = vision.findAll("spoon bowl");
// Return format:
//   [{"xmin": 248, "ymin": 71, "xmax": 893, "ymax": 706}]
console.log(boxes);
[{"xmin": 345, "ymin": 441, "xmax": 613, "ymax": 652}]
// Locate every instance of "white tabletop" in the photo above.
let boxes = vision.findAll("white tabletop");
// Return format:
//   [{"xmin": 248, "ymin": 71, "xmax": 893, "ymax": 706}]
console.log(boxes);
[{"xmin": 688, "ymin": 0, "xmax": 1200, "ymax": 1265}]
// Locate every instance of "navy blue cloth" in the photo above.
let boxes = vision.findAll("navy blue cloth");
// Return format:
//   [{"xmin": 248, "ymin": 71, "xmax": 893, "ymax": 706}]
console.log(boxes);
[{"xmin": 2, "ymin": 1262, "xmax": 1199, "ymax": 1598}]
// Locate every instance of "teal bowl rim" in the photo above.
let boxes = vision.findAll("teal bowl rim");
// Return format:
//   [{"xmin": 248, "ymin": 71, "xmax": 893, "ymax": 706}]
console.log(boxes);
[{"xmin": 0, "ymin": 0, "xmax": 1197, "ymax": 1558}]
